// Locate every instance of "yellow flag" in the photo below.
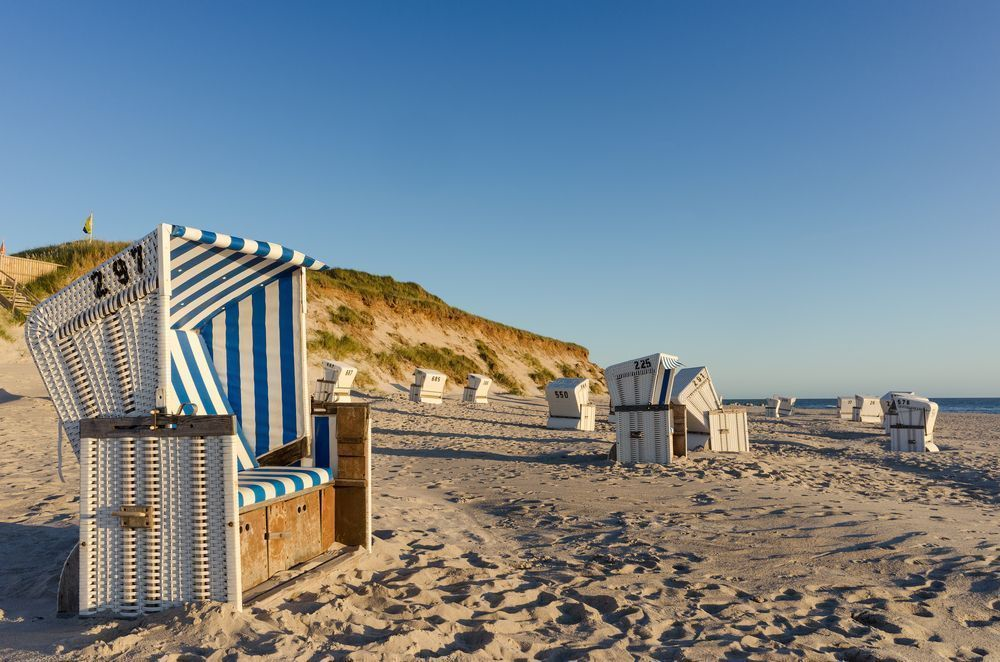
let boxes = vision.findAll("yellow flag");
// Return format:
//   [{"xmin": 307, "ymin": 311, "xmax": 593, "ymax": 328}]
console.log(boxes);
[{"xmin": 82, "ymin": 212, "xmax": 93, "ymax": 235}]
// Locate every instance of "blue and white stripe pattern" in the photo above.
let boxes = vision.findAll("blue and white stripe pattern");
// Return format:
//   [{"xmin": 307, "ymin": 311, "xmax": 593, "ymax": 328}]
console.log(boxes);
[
  {"xmin": 167, "ymin": 330, "xmax": 258, "ymax": 470},
  {"xmin": 655, "ymin": 355, "xmax": 684, "ymax": 406},
  {"xmin": 200, "ymin": 273, "xmax": 305, "ymax": 457},
  {"xmin": 166, "ymin": 224, "xmax": 327, "ymax": 465},
  {"xmin": 167, "ymin": 225, "xmax": 328, "ymax": 331},
  {"xmin": 237, "ymin": 466, "xmax": 334, "ymax": 508}
]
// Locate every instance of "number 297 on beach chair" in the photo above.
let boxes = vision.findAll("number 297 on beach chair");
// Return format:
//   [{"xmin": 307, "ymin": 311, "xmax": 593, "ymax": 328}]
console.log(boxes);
[{"xmin": 26, "ymin": 224, "xmax": 372, "ymax": 617}]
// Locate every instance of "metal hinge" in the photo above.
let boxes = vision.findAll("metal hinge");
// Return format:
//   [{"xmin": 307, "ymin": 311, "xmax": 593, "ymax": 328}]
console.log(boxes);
[{"xmin": 112, "ymin": 505, "xmax": 153, "ymax": 529}]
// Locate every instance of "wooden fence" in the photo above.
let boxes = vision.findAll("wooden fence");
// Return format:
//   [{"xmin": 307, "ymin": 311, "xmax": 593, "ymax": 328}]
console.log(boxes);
[{"xmin": 0, "ymin": 255, "xmax": 62, "ymax": 283}]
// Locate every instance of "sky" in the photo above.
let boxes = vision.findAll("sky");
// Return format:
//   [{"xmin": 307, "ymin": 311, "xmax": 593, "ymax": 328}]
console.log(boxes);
[{"xmin": 1, "ymin": 1, "xmax": 998, "ymax": 397}]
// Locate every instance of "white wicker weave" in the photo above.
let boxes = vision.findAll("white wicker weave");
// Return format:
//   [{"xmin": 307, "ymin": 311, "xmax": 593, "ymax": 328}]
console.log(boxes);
[{"xmin": 79, "ymin": 430, "xmax": 240, "ymax": 615}]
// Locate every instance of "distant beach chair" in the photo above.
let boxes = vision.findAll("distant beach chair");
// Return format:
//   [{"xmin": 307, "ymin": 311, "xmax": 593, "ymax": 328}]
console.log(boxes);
[
  {"xmin": 669, "ymin": 367, "xmax": 749, "ymax": 453},
  {"xmin": 777, "ymin": 396, "xmax": 796, "ymax": 417},
  {"xmin": 26, "ymin": 224, "xmax": 372, "ymax": 617},
  {"xmin": 890, "ymin": 394, "xmax": 939, "ymax": 452},
  {"xmin": 837, "ymin": 396, "xmax": 855, "ymax": 420},
  {"xmin": 461, "ymin": 373, "xmax": 492, "ymax": 404},
  {"xmin": 545, "ymin": 377, "xmax": 596, "ymax": 431},
  {"xmin": 880, "ymin": 391, "xmax": 914, "ymax": 434},
  {"xmin": 853, "ymin": 395, "xmax": 883, "ymax": 424},
  {"xmin": 765, "ymin": 397, "xmax": 782, "ymax": 418},
  {"xmin": 707, "ymin": 407, "xmax": 751, "ymax": 452},
  {"xmin": 315, "ymin": 359, "xmax": 359, "ymax": 404},
  {"xmin": 605, "ymin": 353, "xmax": 684, "ymax": 464},
  {"xmin": 670, "ymin": 366, "xmax": 721, "ymax": 449},
  {"xmin": 409, "ymin": 368, "xmax": 447, "ymax": 404}
]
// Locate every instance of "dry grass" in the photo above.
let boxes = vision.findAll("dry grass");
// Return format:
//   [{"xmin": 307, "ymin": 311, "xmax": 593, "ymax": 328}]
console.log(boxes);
[
  {"xmin": 327, "ymin": 304, "xmax": 374, "ymax": 334},
  {"xmin": 0, "ymin": 309, "xmax": 15, "ymax": 342},
  {"xmin": 308, "ymin": 331, "xmax": 368, "ymax": 359},
  {"xmin": 522, "ymin": 352, "xmax": 556, "ymax": 389},
  {"xmin": 475, "ymin": 340, "xmax": 523, "ymax": 395},
  {"xmin": 17, "ymin": 240, "xmax": 129, "ymax": 300}
]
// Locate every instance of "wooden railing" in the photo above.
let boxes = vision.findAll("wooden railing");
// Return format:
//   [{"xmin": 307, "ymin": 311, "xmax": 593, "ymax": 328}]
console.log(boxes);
[
  {"xmin": 0, "ymin": 254, "xmax": 61, "ymax": 283},
  {"xmin": 0, "ymin": 268, "xmax": 41, "ymax": 316}
]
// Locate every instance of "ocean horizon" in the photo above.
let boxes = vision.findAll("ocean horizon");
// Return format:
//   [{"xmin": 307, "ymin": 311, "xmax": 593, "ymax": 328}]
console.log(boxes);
[{"xmin": 723, "ymin": 398, "xmax": 1000, "ymax": 414}]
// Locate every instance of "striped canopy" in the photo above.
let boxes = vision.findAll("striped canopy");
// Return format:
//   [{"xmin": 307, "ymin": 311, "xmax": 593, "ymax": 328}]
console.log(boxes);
[{"xmin": 166, "ymin": 225, "xmax": 329, "ymax": 470}]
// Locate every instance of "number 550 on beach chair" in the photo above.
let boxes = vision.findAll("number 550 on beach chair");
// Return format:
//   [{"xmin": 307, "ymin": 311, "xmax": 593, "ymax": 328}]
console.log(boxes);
[{"xmin": 26, "ymin": 224, "xmax": 372, "ymax": 616}]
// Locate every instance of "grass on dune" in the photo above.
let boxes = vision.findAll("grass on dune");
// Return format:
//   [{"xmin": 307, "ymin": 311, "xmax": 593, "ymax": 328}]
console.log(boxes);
[
  {"xmin": 475, "ymin": 340, "xmax": 523, "ymax": 395},
  {"xmin": 16, "ymin": 240, "xmax": 129, "ymax": 301}
]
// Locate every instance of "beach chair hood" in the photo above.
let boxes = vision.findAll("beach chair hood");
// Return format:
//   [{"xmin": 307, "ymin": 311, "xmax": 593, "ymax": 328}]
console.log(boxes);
[
  {"xmin": 604, "ymin": 353, "xmax": 683, "ymax": 409},
  {"xmin": 26, "ymin": 224, "xmax": 329, "ymax": 471}
]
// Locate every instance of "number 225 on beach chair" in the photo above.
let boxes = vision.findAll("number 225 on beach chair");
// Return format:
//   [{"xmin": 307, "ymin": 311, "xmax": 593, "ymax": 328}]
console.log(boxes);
[{"xmin": 26, "ymin": 224, "xmax": 372, "ymax": 617}]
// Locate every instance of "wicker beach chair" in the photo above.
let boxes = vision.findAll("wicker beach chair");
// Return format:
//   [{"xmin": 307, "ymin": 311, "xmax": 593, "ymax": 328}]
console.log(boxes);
[
  {"xmin": 545, "ymin": 378, "xmax": 595, "ymax": 431},
  {"xmin": 605, "ymin": 354, "xmax": 683, "ymax": 464},
  {"xmin": 461, "ymin": 374, "xmax": 492, "ymax": 404},
  {"xmin": 27, "ymin": 225, "xmax": 372, "ymax": 617}
]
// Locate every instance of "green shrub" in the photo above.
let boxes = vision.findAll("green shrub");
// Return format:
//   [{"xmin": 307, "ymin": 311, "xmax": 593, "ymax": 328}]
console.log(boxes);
[
  {"xmin": 557, "ymin": 361, "xmax": 585, "ymax": 379},
  {"xmin": 386, "ymin": 342, "xmax": 480, "ymax": 385},
  {"xmin": 328, "ymin": 304, "xmax": 374, "ymax": 332},
  {"xmin": 522, "ymin": 352, "xmax": 556, "ymax": 388},
  {"xmin": 475, "ymin": 339, "xmax": 523, "ymax": 394},
  {"xmin": 308, "ymin": 331, "xmax": 366, "ymax": 359}
]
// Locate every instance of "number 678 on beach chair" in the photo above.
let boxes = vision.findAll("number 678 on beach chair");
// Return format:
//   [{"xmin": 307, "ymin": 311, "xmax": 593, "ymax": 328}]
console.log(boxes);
[{"xmin": 26, "ymin": 224, "xmax": 372, "ymax": 617}]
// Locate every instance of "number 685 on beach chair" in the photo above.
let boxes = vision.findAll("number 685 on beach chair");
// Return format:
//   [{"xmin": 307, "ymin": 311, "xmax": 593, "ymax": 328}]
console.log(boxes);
[{"xmin": 26, "ymin": 224, "xmax": 372, "ymax": 616}]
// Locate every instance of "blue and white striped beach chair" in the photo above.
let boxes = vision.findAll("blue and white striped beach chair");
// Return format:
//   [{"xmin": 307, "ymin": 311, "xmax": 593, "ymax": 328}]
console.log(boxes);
[{"xmin": 27, "ymin": 224, "xmax": 371, "ymax": 616}]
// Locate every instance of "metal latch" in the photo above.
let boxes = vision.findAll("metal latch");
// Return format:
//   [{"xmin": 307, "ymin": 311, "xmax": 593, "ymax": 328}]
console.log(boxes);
[
  {"xmin": 629, "ymin": 431, "xmax": 643, "ymax": 439},
  {"xmin": 265, "ymin": 531, "xmax": 290, "ymax": 540},
  {"xmin": 112, "ymin": 505, "xmax": 153, "ymax": 529}
]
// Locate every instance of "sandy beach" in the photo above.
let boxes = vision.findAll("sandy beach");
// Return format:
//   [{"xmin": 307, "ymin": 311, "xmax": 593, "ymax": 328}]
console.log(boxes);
[{"xmin": 1, "ymin": 338, "xmax": 998, "ymax": 660}]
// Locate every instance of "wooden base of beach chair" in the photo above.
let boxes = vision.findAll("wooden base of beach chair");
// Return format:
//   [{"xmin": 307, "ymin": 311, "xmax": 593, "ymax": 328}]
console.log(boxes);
[{"xmin": 671, "ymin": 405, "xmax": 688, "ymax": 459}]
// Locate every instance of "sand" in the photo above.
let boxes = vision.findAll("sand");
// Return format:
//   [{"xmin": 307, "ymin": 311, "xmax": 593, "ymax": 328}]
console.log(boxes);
[{"xmin": 1, "ymin": 340, "xmax": 998, "ymax": 660}]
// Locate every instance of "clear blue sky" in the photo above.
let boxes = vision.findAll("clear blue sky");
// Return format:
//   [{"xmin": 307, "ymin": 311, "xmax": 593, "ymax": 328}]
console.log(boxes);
[{"xmin": 2, "ymin": 2, "xmax": 998, "ymax": 397}]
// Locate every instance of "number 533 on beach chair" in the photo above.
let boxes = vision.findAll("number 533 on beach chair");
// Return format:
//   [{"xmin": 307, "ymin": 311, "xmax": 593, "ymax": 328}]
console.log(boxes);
[{"xmin": 26, "ymin": 224, "xmax": 372, "ymax": 616}]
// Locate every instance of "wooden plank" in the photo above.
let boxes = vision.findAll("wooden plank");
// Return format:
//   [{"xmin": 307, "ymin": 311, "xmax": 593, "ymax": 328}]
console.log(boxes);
[
  {"xmin": 335, "ymin": 486, "xmax": 368, "ymax": 547},
  {"xmin": 672, "ymin": 405, "xmax": 688, "ymax": 459},
  {"xmin": 335, "ymin": 404, "xmax": 369, "ymax": 440},
  {"xmin": 257, "ymin": 437, "xmax": 309, "ymax": 467},
  {"xmin": 337, "ymin": 456, "xmax": 366, "ymax": 480},
  {"xmin": 243, "ymin": 544, "xmax": 364, "ymax": 607},
  {"xmin": 321, "ymin": 486, "xmax": 336, "ymax": 551},
  {"xmin": 79, "ymin": 415, "xmax": 236, "ymax": 439},
  {"xmin": 240, "ymin": 508, "xmax": 269, "ymax": 591},
  {"xmin": 289, "ymin": 491, "xmax": 323, "ymax": 566},
  {"xmin": 56, "ymin": 544, "xmax": 80, "ymax": 617},
  {"xmin": 267, "ymin": 499, "xmax": 292, "ymax": 575},
  {"xmin": 337, "ymin": 441, "xmax": 365, "ymax": 457}
]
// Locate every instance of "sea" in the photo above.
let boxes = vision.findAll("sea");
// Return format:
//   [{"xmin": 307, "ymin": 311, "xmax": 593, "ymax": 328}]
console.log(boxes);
[{"xmin": 722, "ymin": 398, "xmax": 1000, "ymax": 414}]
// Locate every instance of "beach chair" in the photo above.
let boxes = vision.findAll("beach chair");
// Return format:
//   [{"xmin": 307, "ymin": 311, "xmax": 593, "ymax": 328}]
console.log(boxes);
[
  {"xmin": 837, "ymin": 396, "xmax": 855, "ymax": 420},
  {"xmin": 670, "ymin": 367, "xmax": 722, "ymax": 449},
  {"xmin": 315, "ymin": 359, "xmax": 359, "ymax": 404},
  {"xmin": 853, "ymin": 395, "xmax": 883, "ymax": 424},
  {"xmin": 409, "ymin": 368, "xmax": 447, "ymax": 404},
  {"xmin": 461, "ymin": 373, "xmax": 492, "ymax": 404},
  {"xmin": 605, "ymin": 353, "xmax": 684, "ymax": 464},
  {"xmin": 707, "ymin": 407, "xmax": 751, "ymax": 452},
  {"xmin": 777, "ymin": 396, "xmax": 796, "ymax": 417},
  {"xmin": 765, "ymin": 397, "xmax": 782, "ymax": 418},
  {"xmin": 545, "ymin": 378, "xmax": 596, "ymax": 431},
  {"xmin": 880, "ymin": 391, "xmax": 914, "ymax": 434},
  {"xmin": 26, "ymin": 224, "xmax": 372, "ymax": 617},
  {"xmin": 890, "ymin": 394, "xmax": 939, "ymax": 452}
]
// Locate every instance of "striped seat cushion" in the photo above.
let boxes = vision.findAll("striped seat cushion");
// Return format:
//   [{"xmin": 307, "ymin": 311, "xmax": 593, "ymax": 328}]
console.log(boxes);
[{"xmin": 237, "ymin": 466, "xmax": 334, "ymax": 509}]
